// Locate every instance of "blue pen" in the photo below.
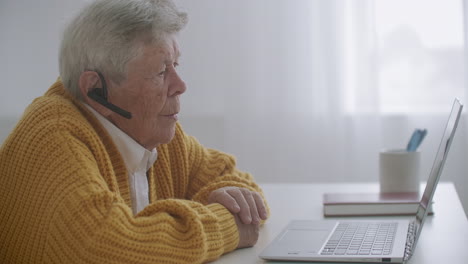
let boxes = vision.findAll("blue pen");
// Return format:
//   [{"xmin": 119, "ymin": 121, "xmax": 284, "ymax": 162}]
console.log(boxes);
[{"xmin": 406, "ymin": 129, "xmax": 427, "ymax": 152}]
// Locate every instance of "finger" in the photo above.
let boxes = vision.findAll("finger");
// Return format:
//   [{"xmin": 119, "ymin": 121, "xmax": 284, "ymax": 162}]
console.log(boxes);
[
  {"xmin": 252, "ymin": 192, "xmax": 268, "ymax": 220},
  {"xmin": 213, "ymin": 191, "xmax": 241, "ymax": 214},
  {"xmin": 227, "ymin": 188, "xmax": 252, "ymax": 224},
  {"xmin": 241, "ymin": 189, "xmax": 260, "ymax": 224}
]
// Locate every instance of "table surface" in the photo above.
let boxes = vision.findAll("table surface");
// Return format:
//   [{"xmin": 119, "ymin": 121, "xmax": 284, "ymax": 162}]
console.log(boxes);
[{"xmin": 211, "ymin": 182, "xmax": 468, "ymax": 264}]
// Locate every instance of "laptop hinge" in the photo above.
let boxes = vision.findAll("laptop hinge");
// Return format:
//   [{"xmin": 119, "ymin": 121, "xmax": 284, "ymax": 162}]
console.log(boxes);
[{"xmin": 403, "ymin": 221, "xmax": 419, "ymax": 261}]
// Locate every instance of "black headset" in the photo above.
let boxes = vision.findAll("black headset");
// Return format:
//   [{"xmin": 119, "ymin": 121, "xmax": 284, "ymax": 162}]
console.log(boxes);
[{"xmin": 87, "ymin": 71, "xmax": 132, "ymax": 119}]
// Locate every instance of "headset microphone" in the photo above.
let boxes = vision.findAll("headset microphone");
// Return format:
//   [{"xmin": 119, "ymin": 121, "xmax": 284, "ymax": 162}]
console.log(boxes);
[{"xmin": 87, "ymin": 71, "xmax": 132, "ymax": 119}]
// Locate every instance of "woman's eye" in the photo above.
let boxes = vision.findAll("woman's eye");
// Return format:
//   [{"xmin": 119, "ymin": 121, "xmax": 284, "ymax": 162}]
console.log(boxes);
[
  {"xmin": 158, "ymin": 69, "xmax": 167, "ymax": 76},
  {"xmin": 157, "ymin": 63, "xmax": 178, "ymax": 77}
]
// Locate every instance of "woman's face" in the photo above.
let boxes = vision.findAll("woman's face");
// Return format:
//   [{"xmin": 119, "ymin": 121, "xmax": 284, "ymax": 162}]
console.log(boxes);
[{"xmin": 106, "ymin": 34, "xmax": 187, "ymax": 149}]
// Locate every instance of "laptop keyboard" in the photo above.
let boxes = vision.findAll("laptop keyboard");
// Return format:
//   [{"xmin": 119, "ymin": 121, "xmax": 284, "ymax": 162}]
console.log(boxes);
[{"xmin": 321, "ymin": 222, "xmax": 397, "ymax": 256}]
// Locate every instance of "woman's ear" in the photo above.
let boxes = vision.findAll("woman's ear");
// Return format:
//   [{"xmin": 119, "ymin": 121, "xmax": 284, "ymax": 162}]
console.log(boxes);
[
  {"xmin": 78, "ymin": 71, "xmax": 99, "ymax": 98},
  {"xmin": 78, "ymin": 71, "xmax": 113, "ymax": 117}
]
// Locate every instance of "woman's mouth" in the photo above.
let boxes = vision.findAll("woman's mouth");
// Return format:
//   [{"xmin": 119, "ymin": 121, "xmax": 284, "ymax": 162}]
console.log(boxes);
[{"xmin": 163, "ymin": 113, "xmax": 178, "ymax": 121}]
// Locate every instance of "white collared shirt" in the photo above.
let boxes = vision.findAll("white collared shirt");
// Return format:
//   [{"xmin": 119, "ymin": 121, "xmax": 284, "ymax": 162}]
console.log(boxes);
[{"xmin": 85, "ymin": 105, "xmax": 157, "ymax": 215}]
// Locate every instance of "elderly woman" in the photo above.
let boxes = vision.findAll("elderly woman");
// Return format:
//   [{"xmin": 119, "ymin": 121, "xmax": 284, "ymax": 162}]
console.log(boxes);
[{"xmin": 0, "ymin": 0, "xmax": 268, "ymax": 263}]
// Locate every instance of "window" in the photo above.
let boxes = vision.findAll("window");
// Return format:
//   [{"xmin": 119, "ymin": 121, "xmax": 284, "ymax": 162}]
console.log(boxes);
[
  {"xmin": 344, "ymin": 0, "xmax": 465, "ymax": 114},
  {"xmin": 376, "ymin": 0, "xmax": 465, "ymax": 113}
]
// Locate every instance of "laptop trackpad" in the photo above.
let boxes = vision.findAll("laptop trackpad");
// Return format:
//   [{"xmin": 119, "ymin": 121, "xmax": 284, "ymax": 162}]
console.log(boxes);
[{"xmin": 277, "ymin": 229, "xmax": 330, "ymax": 253}]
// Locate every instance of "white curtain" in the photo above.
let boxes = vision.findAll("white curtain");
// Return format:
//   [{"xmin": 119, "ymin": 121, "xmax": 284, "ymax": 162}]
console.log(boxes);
[{"xmin": 177, "ymin": 0, "xmax": 467, "ymax": 211}]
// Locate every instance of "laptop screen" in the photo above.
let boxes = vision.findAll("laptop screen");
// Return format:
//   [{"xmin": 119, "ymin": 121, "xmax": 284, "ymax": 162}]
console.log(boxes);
[{"xmin": 414, "ymin": 98, "xmax": 463, "ymax": 244}]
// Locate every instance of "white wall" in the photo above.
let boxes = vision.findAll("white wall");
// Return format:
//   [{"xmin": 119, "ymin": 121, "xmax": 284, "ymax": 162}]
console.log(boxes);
[{"xmin": 1, "ymin": 0, "xmax": 467, "ymax": 216}]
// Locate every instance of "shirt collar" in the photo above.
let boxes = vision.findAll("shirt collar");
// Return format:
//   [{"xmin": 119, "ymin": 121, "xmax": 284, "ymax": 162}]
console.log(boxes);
[{"xmin": 84, "ymin": 104, "xmax": 157, "ymax": 173}]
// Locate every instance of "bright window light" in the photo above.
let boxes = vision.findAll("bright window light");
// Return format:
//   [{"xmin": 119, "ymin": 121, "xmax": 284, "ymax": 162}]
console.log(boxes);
[{"xmin": 376, "ymin": 0, "xmax": 465, "ymax": 114}]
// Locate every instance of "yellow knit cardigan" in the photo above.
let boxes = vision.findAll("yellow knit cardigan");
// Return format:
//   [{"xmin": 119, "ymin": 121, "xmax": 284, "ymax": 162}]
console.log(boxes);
[{"xmin": 0, "ymin": 80, "xmax": 266, "ymax": 263}]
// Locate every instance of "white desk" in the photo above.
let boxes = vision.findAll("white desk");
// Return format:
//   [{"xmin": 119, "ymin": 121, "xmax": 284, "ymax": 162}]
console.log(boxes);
[{"xmin": 212, "ymin": 182, "xmax": 468, "ymax": 264}]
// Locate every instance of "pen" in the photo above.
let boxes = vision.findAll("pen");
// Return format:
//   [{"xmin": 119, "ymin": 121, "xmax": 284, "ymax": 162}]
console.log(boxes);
[{"xmin": 406, "ymin": 129, "xmax": 427, "ymax": 152}]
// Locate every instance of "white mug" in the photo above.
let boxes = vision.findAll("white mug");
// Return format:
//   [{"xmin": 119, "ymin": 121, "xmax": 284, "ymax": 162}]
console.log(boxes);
[{"xmin": 379, "ymin": 149, "xmax": 420, "ymax": 193}]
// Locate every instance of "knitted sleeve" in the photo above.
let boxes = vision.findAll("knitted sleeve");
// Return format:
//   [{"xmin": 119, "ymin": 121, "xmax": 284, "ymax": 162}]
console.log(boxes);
[{"xmin": 44, "ymin": 129, "xmax": 239, "ymax": 264}]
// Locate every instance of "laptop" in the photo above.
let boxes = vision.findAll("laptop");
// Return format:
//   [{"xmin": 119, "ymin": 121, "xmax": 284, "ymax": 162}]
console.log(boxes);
[{"xmin": 260, "ymin": 98, "xmax": 463, "ymax": 263}]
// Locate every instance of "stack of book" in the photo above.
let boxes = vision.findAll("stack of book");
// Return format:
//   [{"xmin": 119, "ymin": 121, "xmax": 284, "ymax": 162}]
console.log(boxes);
[{"xmin": 323, "ymin": 192, "xmax": 433, "ymax": 217}]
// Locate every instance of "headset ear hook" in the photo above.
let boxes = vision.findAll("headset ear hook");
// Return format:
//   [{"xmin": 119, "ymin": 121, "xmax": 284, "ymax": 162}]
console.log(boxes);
[
  {"xmin": 94, "ymin": 71, "xmax": 108, "ymax": 99},
  {"xmin": 86, "ymin": 71, "xmax": 132, "ymax": 119}
]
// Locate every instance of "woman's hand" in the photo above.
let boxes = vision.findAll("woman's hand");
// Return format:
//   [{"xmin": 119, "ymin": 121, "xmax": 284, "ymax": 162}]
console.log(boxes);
[{"xmin": 208, "ymin": 187, "xmax": 268, "ymax": 224}]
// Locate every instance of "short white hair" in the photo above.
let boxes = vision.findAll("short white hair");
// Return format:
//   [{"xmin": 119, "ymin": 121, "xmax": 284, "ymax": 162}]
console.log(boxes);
[{"xmin": 59, "ymin": 0, "xmax": 187, "ymax": 99}]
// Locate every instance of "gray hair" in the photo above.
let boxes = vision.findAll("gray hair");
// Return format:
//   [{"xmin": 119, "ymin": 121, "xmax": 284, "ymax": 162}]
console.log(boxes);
[{"xmin": 59, "ymin": 0, "xmax": 188, "ymax": 100}]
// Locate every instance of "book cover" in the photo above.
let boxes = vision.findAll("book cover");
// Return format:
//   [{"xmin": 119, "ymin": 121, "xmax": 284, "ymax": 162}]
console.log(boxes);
[{"xmin": 323, "ymin": 192, "xmax": 434, "ymax": 216}]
